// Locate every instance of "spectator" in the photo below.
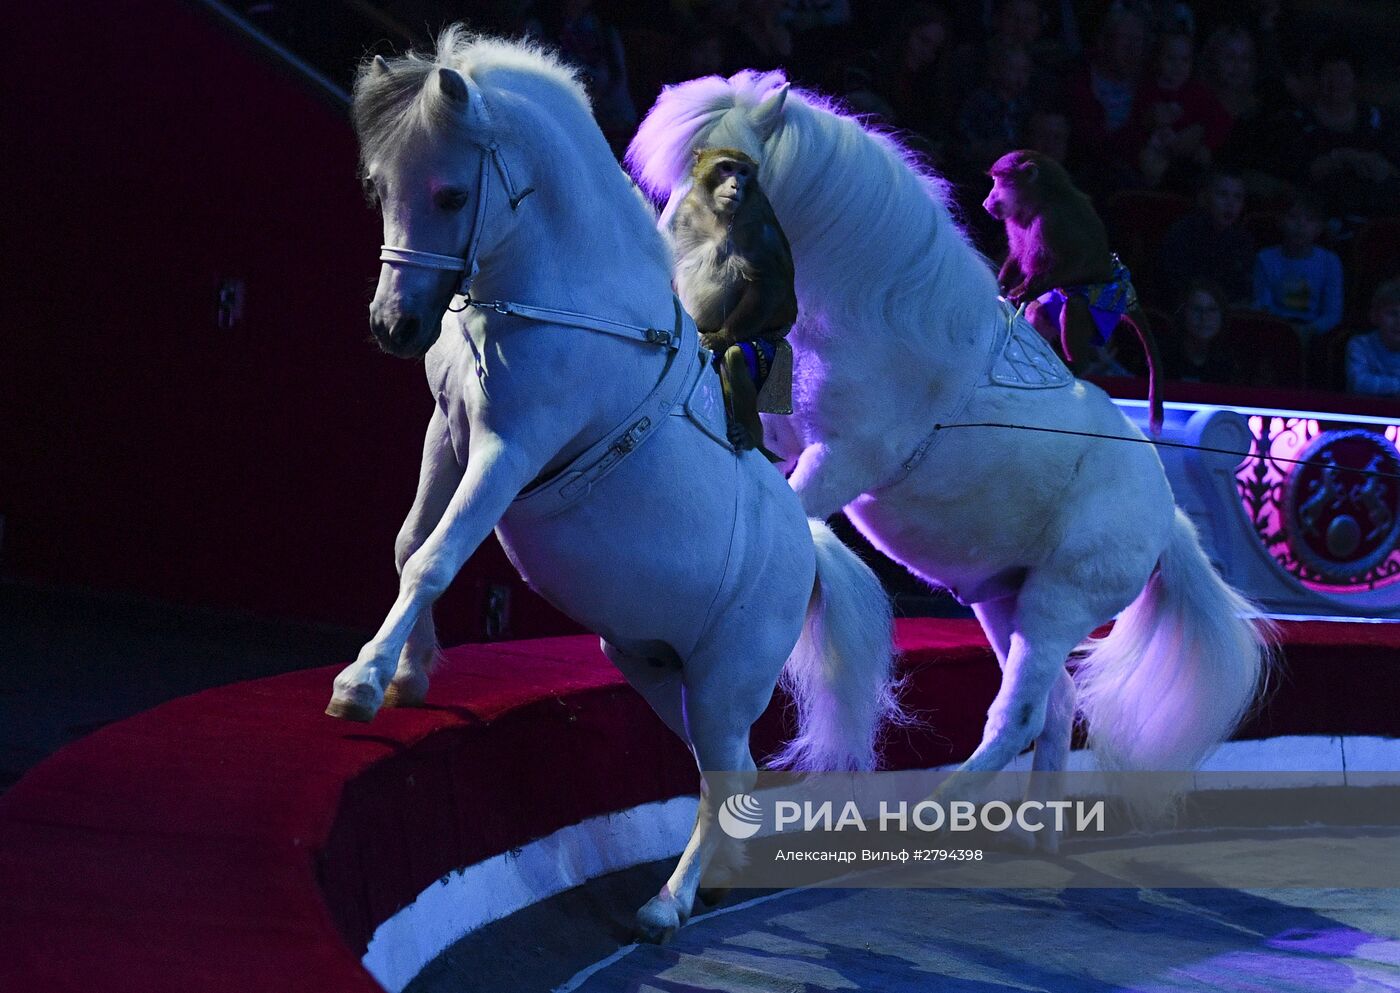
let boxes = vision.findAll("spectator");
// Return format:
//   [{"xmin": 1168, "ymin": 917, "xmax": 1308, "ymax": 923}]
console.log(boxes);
[
  {"xmin": 673, "ymin": 19, "xmax": 728, "ymax": 81},
  {"xmin": 1159, "ymin": 168, "xmax": 1255, "ymax": 304},
  {"xmin": 984, "ymin": 0, "xmax": 1065, "ymax": 91},
  {"xmin": 1132, "ymin": 31, "xmax": 1231, "ymax": 191},
  {"xmin": 1288, "ymin": 43, "xmax": 1400, "ymax": 224},
  {"xmin": 525, "ymin": 0, "xmax": 636, "ymax": 148},
  {"xmin": 1253, "ymin": 191, "xmax": 1343, "ymax": 336},
  {"xmin": 719, "ymin": 0, "xmax": 794, "ymax": 76},
  {"xmin": 1346, "ymin": 278, "xmax": 1400, "ymax": 397},
  {"xmin": 956, "ymin": 45, "xmax": 1033, "ymax": 171},
  {"xmin": 1064, "ymin": 5, "xmax": 1149, "ymax": 190},
  {"xmin": 1161, "ymin": 280, "xmax": 1238, "ymax": 384},
  {"xmin": 844, "ymin": 3, "xmax": 957, "ymax": 142},
  {"xmin": 1198, "ymin": 23, "xmax": 1259, "ymax": 126},
  {"xmin": 1025, "ymin": 107, "xmax": 1070, "ymax": 163}
]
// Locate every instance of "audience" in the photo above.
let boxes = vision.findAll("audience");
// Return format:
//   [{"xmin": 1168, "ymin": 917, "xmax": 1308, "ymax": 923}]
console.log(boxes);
[
  {"xmin": 1253, "ymin": 191, "xmax": 1343, "ymax": 337},
  {"xmin": 1064, "ymin": 5, "xmax": 1149, "ymax": 190},
  {"xmin": 1024, "ymin": 106, "xmax": 1070, "ymax": 163},
  {"xmin": 957, "ymin": 45, "xmax": 1033, "ymax": 171},
  {"xmin": 1287, "ymin": 43, "xmax": 1400, "ymax": 228},
  {"xmin": 1346, "ymin": 278, "xmax": 1400, "ymax": 397},
  {"xmin": 1131, "ymin": 30, "xmax": 1229, "ymax": 192},
  {"xmin": 455, "ymin": 0, "xmax": 1399, "ymax": 396},
  {"xmin": 1159, "ymin": 168, "xmax": 1254, "ymax": 305},
  {"xmin": 1160, "ymin": 280, "xmax": 1238, "ymax": 384},
  {"xmin": 524, "ymin": 0, "xmax": 636, "ymax": 149}
]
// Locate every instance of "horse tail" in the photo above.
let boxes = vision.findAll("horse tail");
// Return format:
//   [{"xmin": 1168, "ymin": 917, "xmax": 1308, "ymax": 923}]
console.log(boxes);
[
  {"xmin": 768, "ymin": 520, "xmax": 905, "ymax": 772},
  {"xmin": 1074, "ymin": 508, "xmax": 1276, "ymax": 771}
]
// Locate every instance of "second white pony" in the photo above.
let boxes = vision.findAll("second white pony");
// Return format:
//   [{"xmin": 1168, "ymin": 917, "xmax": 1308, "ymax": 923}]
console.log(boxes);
[{"xmin": 630, "ymin": 73, "xmax": 1273, "ymax": 820}]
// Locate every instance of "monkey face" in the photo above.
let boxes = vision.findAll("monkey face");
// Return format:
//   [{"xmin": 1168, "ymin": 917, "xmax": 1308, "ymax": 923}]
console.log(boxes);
[
  {"xmin": 691, "ymin": 148, "xmax": 758, "ymax": 218},
  {"xmin": 709, "ymin": 156, "xmax": 752, "ymax": 215},
  {"xmin": 982, "ymin": 175, "xmax": 1011, "ymax": 220},
  {"xmin": 983, "ymin": 152, "xmax": 1041, "ymax": 223}
]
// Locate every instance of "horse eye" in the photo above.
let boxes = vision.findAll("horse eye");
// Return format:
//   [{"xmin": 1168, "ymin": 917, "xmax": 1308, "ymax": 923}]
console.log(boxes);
[{"xmin": 437, "ymin": 189, "xmax": 469, "ymax": 211}]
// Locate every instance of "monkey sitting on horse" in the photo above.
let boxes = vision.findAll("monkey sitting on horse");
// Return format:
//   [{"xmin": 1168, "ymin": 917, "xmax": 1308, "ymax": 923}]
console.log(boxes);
[
  {"xmin": 983, "ymin": 149, "xmax": 1164, "ymax": 433},
  {"xmin": 669, "ymin": 147, "xmax": 797, "ymax": 461}
]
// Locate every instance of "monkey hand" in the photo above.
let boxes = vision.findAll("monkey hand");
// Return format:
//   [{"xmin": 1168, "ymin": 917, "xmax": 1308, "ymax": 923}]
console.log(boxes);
[{"xmin": 700, "ymin": 331, "xmax": 736, "ymax": 353}]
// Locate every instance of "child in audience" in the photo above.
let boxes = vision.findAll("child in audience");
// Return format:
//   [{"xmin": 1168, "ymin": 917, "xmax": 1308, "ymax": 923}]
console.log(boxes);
[
  {"xmin": 1162, "ymin": 280, "xmax": 1238, "ymax": 384},
  {"xmin": 1253, "ymin": 191, "xmax": 1343, "ymax": 336},
  {"xmin": 1346, "ymin": 278, "xmax": 1400, "ymax": 397},
  {"xmin": 1133, "ymin": 31, "xmax": 1230, "ymax": 192},
  {"xmin": 1159, "ymin": 168, "xmax": 1255, "ymax": 303}
]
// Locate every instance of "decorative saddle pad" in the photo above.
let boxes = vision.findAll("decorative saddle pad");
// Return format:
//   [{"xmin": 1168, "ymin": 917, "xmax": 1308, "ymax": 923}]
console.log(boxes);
[
  {"xmin": 730, "ymin": 337, "xmax": 794, "ymax": 415},
  {"xmin": 1033, "ymin": 253, "xmax": 1140, "ymax": 344},
  {"xmin": 988, "ymin": 307, "xmax": 1074, "ymax": 390}
]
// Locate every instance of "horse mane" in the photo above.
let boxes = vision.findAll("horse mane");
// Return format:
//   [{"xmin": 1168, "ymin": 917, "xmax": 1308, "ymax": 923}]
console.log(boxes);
[
  {"xmin": 628, "ymin": 71, "xmax": 1000, "ymax": 354},
  {"xmin": 353, "ymin": 26, "xmax": 590, "ymax": 173}
]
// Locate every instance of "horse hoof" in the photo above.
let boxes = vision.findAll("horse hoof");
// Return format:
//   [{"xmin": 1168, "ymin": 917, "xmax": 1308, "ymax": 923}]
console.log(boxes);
[
  {"xmin": 384, "ymin": 674, "xmax": 428, "ymax": 708},
  {"xmin": 634, "ymin": 897, "xmax": 682, "ymax": 944},
  {"xmin": 697, "ymin": 886, "xmax": 731, "ymax": 907},
  {"xmin": 325, "ymin": 695, "xmax": 377, "ymax": 722}
]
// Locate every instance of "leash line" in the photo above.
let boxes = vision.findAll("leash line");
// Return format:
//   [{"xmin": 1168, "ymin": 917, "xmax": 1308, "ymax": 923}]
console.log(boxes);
[{"xmin": 931, "ymin": 422, "xmax": 1400, "ymax": 483}]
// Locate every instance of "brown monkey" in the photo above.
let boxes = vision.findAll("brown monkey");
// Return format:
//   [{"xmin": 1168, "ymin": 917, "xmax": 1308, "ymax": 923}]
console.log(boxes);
[
  {"xmin": 669, "ymin": 147, "xmax": 797, "ymax": 460},
  {"xmin": 983, "ymin": 150, "xmax": 1164, "ymax": 433}
]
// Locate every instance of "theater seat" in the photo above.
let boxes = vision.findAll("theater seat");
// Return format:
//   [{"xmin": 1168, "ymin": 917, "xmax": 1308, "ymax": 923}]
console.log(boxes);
[{"xmin": 1227, "ymin": 308, "xmax": 1304, "ymax": 388}]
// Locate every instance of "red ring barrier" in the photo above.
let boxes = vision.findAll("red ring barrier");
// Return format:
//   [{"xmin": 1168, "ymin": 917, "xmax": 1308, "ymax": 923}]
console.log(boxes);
[{"xmin": 2, "ymin": 619, "xmax": 1397, "ymax": 992}]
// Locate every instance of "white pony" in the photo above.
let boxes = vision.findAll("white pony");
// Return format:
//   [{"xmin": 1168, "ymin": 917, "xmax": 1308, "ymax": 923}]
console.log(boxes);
[
  {"xmin": 630, "ymin": 72, "xmax": 1273, "ymax": 814},
  {"xmin": 323, "ymin": 32, "xmax": 901, "ymax": 939}
]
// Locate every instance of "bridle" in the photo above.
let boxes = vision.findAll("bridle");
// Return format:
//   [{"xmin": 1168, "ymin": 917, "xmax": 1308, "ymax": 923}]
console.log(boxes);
[
  {"xmin": 376, "ymin": 102, "xmax": 680, "ymax": 352},
  {"xmin": 378, "ymin": 130, "xmax": 530, "ymax": 312}
]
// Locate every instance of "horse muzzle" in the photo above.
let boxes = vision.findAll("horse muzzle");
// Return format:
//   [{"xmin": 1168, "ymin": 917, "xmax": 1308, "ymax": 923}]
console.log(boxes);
[{"xmin": 370, "ymin": 311, "xmax": 438, "ymax": 358}]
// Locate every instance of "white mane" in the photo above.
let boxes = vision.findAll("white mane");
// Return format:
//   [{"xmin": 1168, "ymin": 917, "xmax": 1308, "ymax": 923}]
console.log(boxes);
[
  {"xmin": 355, "ymin": 27, "xmax": 590, "ymax": 163},
  {"xmin": 628, "ymin": 71, "xmax": 1001, "ymax": 361},
  {"xmin": 356, "ymin": 26, "xmax": 667, "ymax": 282}
]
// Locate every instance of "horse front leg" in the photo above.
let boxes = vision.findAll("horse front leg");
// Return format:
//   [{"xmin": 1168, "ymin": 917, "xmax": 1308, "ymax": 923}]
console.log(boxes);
[
  {"xmin": 385, "ymin": 408, "xmax": 466, "ymax": 708},
  {"xmin": 327, "ymin": 438, "xmax": 533, "ymax": 722}
]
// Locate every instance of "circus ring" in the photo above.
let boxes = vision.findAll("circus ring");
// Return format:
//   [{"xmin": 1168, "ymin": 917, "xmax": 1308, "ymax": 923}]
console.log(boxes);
[{"xmin": 3, "ymin": 618, "xmax": 1400, "ymax": 993}]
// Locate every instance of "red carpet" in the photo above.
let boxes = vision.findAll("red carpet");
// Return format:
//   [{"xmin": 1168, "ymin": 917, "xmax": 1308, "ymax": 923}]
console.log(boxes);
[{"xmin": 1, "ymin": 619, "xmax": 1396, "ymax": 992}]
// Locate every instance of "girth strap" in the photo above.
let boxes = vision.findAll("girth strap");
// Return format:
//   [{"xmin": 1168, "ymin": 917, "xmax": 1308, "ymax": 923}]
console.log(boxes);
[{"xmin": 509, "ymin": 300, "xmax": 699, "ymax": 521}]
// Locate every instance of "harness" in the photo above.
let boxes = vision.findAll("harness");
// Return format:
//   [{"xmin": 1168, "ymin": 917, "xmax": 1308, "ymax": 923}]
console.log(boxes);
[
  {"xmin": 1033, "ymin": 253, "xmax": 1140, "ymax": 344},
  {"xmin": 878, "ymin": 299, "xmax": 1072, "ymax": 492},
  {"xmin": 376, "ymin": 100, "xmax": 722, "ymax": 521}
]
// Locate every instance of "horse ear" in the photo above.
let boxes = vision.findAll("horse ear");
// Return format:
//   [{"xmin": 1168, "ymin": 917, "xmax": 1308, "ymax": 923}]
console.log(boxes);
[
  {"xmin": 371, "ymin": 54, "xmax": 391, "ymax": 77},
  {"xmin": 435, "ymin": 67, "xmax": 470, "ymax": 104},
  {"xmin": 751, "ymin": 83, "xmax": 790, "ymax": 142}
]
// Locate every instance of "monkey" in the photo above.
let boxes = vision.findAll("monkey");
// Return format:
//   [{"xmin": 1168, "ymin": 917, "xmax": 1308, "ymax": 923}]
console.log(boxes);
[
  {"xmin": 983, "ymin": 149, "xmax": 1164, "ymax": 434},
  {"xmin": 668, "ymin": 147, "xmax": 798, "ymax": 461}
]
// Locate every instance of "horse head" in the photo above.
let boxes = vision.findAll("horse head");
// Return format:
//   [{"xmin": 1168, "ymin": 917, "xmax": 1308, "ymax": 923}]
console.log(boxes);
[
  {"xmin": 628, "ymin": 72, "xmax": 790, "ymax": 221},
  {"xmin": 702, "ymin": 77, "xmax": 789, "ymax": 165},
  {"xmin": 355, "ymin": 50, "xmax": 535, "ymax": 358}
]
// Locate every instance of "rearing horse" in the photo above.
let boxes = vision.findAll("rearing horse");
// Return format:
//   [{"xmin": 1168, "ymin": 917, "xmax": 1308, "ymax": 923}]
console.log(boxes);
[
  {"xmin": 324, "ymin": 31, "xmax": 901, "ymax": 940},
  {"xmin": 631, "ymin": 72, "xmax": 1274, "ymax": 830}
]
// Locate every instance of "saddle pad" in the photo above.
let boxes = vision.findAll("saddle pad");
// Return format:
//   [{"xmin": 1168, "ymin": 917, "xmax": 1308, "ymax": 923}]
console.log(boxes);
[
  {"xmin": 680, "ymin": 349, "xmax": 734, "ymax": 450},
  {"xmin": 989, "ymin": 311, "xmax": 1074, "ymax": 390}
]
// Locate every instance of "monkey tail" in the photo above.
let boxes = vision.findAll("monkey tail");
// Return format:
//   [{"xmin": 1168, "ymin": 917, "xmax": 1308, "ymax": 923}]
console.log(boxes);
[{"xmin": 1123, "ymin": 308, "xmax": 1164, "ymax": 435}]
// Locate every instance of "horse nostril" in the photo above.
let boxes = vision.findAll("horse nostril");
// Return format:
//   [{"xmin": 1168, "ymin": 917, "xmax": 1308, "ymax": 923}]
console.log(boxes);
[{"xmin": 389, "ymin": 316, "xmax": 419, "ymax": 347}]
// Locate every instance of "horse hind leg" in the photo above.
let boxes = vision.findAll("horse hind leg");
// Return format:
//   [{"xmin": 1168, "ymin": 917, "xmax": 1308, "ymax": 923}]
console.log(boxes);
[
  {"xmin": 601, "ymin": 640, "xmax": 688, "ymax": 743},
  {"xmin": 971, "ymin": 596, "xmax": 1077, "ymax": 853},
  {"xmin": 960, "ymin": 575, "xmax": 1107, "ymax": 776},
  {"xmin": 633, "ymin": 627, "xmax": 793, "ymax": 943}
]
